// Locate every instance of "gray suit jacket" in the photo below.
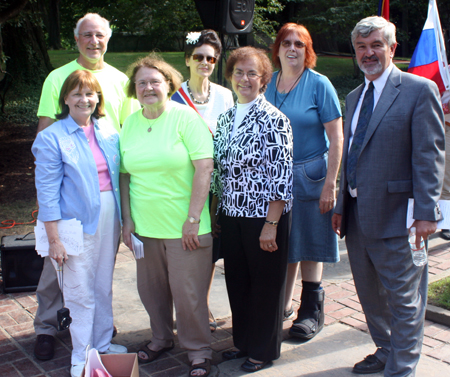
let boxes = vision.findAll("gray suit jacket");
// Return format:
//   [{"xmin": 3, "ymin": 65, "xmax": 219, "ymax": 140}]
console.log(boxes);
[{"xmin": 335, "ymin": 66, "xmax": 445, "ymax": 239}]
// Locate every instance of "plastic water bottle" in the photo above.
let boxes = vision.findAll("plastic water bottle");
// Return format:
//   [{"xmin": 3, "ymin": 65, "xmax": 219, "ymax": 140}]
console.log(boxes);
[{"xmin": 408, "ymin": 227, "xmax": 427, "ymax": 266}]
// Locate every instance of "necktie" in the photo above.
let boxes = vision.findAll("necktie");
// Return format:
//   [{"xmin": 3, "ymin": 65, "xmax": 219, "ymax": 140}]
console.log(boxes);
[{"xmin": 347, "ymin": 82, "xmax": 374, "ymax": 189}]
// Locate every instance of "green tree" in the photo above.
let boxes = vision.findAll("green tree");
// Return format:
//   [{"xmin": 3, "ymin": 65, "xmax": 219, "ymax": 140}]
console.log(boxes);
[{"xmin": 1, "ymin": 0, "xmax": 52, "ymax": 87}]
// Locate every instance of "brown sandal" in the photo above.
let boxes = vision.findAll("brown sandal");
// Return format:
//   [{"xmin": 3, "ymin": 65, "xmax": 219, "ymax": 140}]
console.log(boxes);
[
  {"xmin": 189, "ymin": 359, "xmax": 210, "ymax": 377},
  {"xmin": 137, "ymin": 341, "xmax": 174, "ymax": 364}
]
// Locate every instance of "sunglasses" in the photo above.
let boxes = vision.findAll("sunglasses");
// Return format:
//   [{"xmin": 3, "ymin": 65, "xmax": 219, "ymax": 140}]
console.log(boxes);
[
  {"xmin": 191, "ymin": 54, "xmax": 217, "ymax": 64},
  {"xmin": 281, "ymin": 40, "xmax": 306, "ymax": 49}
]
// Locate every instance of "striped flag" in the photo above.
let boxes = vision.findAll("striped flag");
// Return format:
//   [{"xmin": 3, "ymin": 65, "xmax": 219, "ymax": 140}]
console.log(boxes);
[
  {"xmin": 378, "ymin": 0, "xmax": 389, "ymax": 20},
  {"xmin": 408, "ymin": 0, "xmax": 450, "ymax": 93}
]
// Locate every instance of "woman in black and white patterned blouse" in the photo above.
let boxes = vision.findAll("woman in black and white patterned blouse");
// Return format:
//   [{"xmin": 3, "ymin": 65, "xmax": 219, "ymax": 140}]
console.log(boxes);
[{"xmin": 210, "ymin": 46, "xmax": 293, "ymax": 373}]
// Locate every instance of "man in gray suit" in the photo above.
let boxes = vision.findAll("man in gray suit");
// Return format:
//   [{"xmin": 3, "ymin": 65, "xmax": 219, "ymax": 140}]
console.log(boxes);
[{"xmin": 332, "ymin": 16, "xmax": 445, "ymax": 376}]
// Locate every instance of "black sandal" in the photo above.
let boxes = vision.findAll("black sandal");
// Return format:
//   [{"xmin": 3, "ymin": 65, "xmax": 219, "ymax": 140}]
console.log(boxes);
[
  {"xmin": 137, "ymin": 341, "xmax": 174, "ymax": 364},
  {"xmin": 240, "ymin": 358, "xmax": 270, "ymax": 373}
]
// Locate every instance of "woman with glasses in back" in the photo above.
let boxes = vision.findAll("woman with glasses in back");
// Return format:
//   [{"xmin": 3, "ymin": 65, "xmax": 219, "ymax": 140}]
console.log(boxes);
[
  {"xmin": 172, "ymin": 29, "xmax": 234, "ymax": 332},
  {"xmin": 211, "ymin": 46, "xmax": 293, "ymax": 373},
  {"xmin": 120, "ymin": 53, "xmax": 214, "ymax": 377},
  {"xmin": 265, "ymin": 23, "xmax": 343, "ymax": 341}
]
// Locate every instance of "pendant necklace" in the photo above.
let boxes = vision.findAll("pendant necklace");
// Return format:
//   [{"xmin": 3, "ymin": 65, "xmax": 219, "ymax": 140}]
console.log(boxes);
[
  {"xmin": 274, "ymin": 70, "xmax": 303, "ymax": 110},
  {"xmin": 187, "ymin": 80, "xmax": 211, "ymax": 104},
  {"xmin": 143, "ymin": 109, "xmax": 162, "ymax": 133}
]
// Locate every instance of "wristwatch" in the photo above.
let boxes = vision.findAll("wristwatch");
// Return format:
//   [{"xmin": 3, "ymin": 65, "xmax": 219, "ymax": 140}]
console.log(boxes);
[
  {"xmin": 265, "ymin": 220, "xmax": 278, "ymax": 227},
  {"xmin": 188, "ymin": 216, "xmax": 201, "ymax": 224}
]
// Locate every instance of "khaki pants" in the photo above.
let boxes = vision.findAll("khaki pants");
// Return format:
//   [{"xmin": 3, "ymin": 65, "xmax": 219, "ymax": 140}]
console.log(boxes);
[{"xmin": 136, "ymin": 233, "xmax": 213, "ymax": 362}]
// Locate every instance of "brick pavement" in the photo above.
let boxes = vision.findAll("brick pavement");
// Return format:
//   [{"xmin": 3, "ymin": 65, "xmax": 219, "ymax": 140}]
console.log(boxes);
[{"xmin": 1, "ymin": 241, "xmax": 450, "ymax": 376}]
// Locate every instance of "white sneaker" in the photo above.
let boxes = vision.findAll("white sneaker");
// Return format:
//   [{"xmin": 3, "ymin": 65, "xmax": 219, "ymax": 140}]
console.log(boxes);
[
  {"xmin": 102, "ymin": 343, "xmax": 128, "ymax": 354},
  {"xmin": 70, "ymin": 364, "xmax": 85, "ymax": 377}
]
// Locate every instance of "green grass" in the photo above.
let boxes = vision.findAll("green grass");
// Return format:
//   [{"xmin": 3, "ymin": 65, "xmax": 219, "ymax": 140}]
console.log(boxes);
[
  {"xmin": 428, "ymin": 277, "xmax": 450, "ymax": 310},
  {"xmin": 48, "ymin": 50, "xmax": 189, "ymax": 78}
]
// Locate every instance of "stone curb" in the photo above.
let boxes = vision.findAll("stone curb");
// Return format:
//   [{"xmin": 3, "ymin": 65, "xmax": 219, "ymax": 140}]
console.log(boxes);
[
  {"xmin": 426, "ymin": 304, "xmax": 450, "ymax": 327},
  {"xmin": 426, "ymin": 269, "xmax": 450, "ymax": 327}
]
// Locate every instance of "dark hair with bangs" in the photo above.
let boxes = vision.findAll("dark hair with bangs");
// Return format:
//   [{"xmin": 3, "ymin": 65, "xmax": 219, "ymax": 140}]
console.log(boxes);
[
  {"xmin": 271, "ymin": 23, "xmax": 317, "ymax": 70},
  {"xmin": 56, "ymin": 70, "xmax": 105, "ymax": 120},
  {"xmin": 225, "ymin": 46, "xmax": 273, "ymax": 94},
  {"xmin": 126, "ymin": 53, "xmax": 182, "ymax": 99}
]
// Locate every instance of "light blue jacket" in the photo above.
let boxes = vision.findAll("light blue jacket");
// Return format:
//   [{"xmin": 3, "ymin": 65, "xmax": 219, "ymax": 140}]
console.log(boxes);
[{"xmin": 33, "ymin": 115, "xmax": 121, "ymax": 235}]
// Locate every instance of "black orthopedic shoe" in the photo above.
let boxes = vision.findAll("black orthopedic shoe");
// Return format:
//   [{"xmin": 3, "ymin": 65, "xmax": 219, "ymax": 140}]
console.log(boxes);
[{"xmin": 289, "ymin": 282, "xmax": 325, "ymax": 340}]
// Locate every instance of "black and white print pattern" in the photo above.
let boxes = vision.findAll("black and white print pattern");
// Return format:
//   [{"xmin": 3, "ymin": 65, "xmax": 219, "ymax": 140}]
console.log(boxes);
[{"xmin": 212, "ymin": 95, "xmax": 294, "ymax": 218}]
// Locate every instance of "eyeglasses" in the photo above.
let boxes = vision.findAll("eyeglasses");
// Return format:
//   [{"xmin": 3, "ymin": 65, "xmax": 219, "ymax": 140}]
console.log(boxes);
[
  {"xmin": 191, "ymin": 54, "xmax": 217, "ymax": 64},
  {"xmin": 135, "ymin": 80, "xmax": 165, "ymax": 89},
  {"xmin": 79, "ymin": 32, "xmax": 107, "ymax": 40},
  {"xmin": 233, "ymin": 70, "xmax": 261, "ymax": 79},
  {"xmin": 281, "ymin": 40, "xmax": 306, "ymax": 49}
]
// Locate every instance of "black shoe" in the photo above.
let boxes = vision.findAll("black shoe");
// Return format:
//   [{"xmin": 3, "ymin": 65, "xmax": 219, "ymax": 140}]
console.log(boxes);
[
  {"xmin": 240, "ymin": 358, "xmax": 270, "ymax": 373},
  {"xmin": 112, "ymin": 325, "xmax": 118, "ymax": 338},
  {"xmin": 440, "ymin": 229, "xmax": 450, "ymax": 240},
  {"xmin": 34, "ymin": 334, "xmax": 55, "ymax": 360},
  {"xmin": 290, "ymin": 287, "xmax": 325, "ymax": 340},
  {"xmin": 222, "ymin": 349, "xmax": 248, "ymax": 360},
  {"xmin": 352, "ymin": 354, "xmax": 385, "ymax": 374}
]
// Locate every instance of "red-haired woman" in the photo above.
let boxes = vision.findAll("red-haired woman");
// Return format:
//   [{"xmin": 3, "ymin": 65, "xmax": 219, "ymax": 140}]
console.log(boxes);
[{"xmin": 265, "ymin": 23, "xmax": 344, "ymax": 340}]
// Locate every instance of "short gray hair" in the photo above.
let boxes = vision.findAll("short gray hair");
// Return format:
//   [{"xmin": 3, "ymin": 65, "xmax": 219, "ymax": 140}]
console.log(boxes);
[
  {"xmin": 351, "ymin": 16, "xmax": 396, "ymax": 48},
  {"xmin": 74, "ymin": 13, "xmax": 112, "ymax": 38}
]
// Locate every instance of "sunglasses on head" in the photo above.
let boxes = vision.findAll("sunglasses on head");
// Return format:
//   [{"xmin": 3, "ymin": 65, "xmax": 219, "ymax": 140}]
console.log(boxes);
[
  {"xmin": 281, "ymin": 40, "xmax": 306, "ymax": 49},
  {"xmin": 191, "ymin": 54, "xmax": 217, "ymax": 64}
]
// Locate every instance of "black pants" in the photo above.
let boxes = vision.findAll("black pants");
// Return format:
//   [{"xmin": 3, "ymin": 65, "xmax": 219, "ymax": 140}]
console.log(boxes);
[{"xmin": 221, "ymin": 213, "xmax": 290, "ymax": 361}]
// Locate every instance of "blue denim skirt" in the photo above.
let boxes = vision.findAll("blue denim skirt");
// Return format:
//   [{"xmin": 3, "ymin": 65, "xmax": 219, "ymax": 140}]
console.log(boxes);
[{"xmin": 288, "ymin": 153, "xmax": 339, "ymax": 263}]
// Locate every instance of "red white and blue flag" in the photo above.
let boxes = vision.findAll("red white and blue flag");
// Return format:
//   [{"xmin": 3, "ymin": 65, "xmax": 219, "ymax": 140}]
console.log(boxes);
[
  {"xmin": 378, "ymin": 0, "xmax": 389, "ymax": 20},
  {"xmin": 408, "ymin": 0, "xmax": 450, "ymax": 93}
]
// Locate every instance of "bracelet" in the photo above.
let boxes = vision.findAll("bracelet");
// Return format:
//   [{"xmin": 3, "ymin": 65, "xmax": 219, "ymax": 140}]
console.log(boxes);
[{"xmin": 265, "ymin": 220, "xmax": 278, "ymax": 227}]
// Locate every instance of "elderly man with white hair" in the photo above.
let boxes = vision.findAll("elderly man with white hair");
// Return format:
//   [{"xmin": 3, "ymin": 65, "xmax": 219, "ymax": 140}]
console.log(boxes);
[{"xmin": 33, "ymin": 12, "xmax": 139, "ymax": 372}]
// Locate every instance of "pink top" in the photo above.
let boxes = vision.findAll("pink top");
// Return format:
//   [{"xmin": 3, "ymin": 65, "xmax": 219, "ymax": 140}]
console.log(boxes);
[{"xmin": 83, "ymin": 123, "xmax": 113, "ymax": 191}]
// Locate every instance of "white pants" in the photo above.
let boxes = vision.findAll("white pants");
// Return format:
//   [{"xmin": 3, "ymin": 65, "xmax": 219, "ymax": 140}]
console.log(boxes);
[{"xmin": 52, "ymin": 191, "xmax": 120, "ymax": 365}]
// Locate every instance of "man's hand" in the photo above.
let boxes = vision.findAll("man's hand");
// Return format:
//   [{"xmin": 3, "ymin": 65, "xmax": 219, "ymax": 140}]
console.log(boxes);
[
  {"xmin": 332, "ymin": 213, "xmax": 342, "ymax": 236},
  {"xmin": 411, "ymin": 220, "xmax": 437, "ymax": 249}
]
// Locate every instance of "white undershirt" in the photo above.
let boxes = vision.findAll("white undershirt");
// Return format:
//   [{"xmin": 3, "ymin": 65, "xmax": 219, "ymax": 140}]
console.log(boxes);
[
  {"xmin": 348, "ymin": 63, "xmax": 394, "ymax": 197},
  {"xmin": 231, "ymin": 98, "xmax": 257, "ymax": 138}
]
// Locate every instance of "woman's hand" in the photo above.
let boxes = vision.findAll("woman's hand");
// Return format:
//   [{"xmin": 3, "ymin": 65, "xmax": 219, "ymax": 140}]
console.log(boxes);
[
  {"xmin": 122, "ymin": 217, "xmax": 135, "ymax": 251},
  {"xmin": 260, "ymin": 223, "xmax": 278, "ymax": 252},
  {"xmin": 319, "ymin": 181, "xmax": 336, "ymax": 214},
  {"xmin": 49, "ymin": 239, "xmax": 68, "ymax": 267},
  {"xmin": 210, "ymin": 195, "xmax": 221, "ymax": 238},
  {"xmin": 43, "ymin": 221, "xmax": 67, "ymax": 266},
  {"xmin": 210, "ymin": 211, "xmax": 221, "ymax": 239},
  {"xmin": 182, "ymin": 220, "xmax": 200, "ymax": 251}
]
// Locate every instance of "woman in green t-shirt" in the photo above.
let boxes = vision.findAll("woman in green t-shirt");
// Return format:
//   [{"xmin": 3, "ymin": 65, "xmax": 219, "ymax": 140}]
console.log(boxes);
[{"xmin": 120, "ymin": 54, "xmax": 214, "ymax": 377}]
